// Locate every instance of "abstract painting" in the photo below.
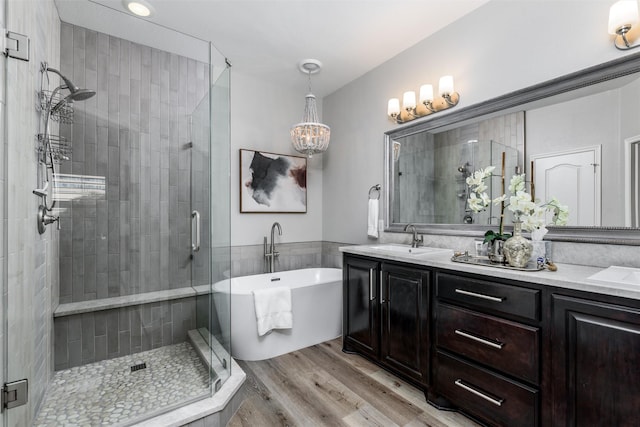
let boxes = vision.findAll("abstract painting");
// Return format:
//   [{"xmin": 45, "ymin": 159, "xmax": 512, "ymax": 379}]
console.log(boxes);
[{"xmin": 240, "ymin": 149, "xmax": 307, "ymax": 213}]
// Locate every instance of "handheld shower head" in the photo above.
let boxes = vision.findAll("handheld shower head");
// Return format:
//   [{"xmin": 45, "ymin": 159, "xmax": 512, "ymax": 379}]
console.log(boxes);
[
  {"xmin": 45, "ymin": 65, "xmax": 96, "ymax": 114},
  {"xmin": 50, "ymin": 88, "xmax": 97, "ymax": 114}
]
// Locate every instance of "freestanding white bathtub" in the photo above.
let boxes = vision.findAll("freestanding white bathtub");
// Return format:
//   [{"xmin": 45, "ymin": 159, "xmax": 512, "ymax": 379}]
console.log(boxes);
[{"xmin": 213, "ymin": 268, "xmax": 343, "ymax": 361}]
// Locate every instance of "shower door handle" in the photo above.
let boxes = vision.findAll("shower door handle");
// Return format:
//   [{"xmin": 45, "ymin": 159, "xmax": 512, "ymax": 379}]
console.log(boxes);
[{"xmin": 191, "ymin": 210, "xmax": 201, "ymax": 252}]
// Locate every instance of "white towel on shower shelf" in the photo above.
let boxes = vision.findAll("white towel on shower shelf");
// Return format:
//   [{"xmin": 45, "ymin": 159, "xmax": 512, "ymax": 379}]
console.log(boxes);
[
  {"xmin": 367, "ymin": 198, "xmax": 379, "ymax": 238},
  {"xmin": 252, "ymin": 286, "xmax": 292, "ymax": 336}
]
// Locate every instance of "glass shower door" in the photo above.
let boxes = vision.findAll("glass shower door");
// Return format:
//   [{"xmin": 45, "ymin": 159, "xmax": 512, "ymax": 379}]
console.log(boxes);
[
  {"xmin": 190, "ymin": 46, "xmax": 231, "ymax": 389},
  {"xmin": 3, "ymin": 0, "xmax": 232, "ymax": 424}
]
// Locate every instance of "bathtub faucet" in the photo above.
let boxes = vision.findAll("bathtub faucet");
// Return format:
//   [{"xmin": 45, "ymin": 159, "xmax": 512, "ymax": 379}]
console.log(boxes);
[{"xmin": 265, "ymin": 222, "xmax": 282, "ymax": 273}]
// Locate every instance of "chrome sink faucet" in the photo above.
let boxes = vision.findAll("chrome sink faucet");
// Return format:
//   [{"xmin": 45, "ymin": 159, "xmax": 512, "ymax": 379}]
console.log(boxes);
[
  {"xmin": 404, "ymin": 224, "xmax": 424, "ymax": 248},
  {"xmin": 264, "ymin": 221, "xmax": 282, "ymax": 273}
]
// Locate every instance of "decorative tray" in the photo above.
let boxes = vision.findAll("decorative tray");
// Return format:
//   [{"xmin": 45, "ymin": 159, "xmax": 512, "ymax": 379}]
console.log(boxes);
[{"xmin": 451, "ymin": 253, "xmax": 545, "ymax": 272}]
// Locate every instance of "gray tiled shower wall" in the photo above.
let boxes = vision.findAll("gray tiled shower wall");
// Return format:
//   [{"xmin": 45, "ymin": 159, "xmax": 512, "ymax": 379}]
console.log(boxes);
[
  {"xmin": 57, "ymin": 23, "xmax": 210, "ymax": 304},
  {"xmin": 54, "ymin": 298, "xmax": 196, "ymax": 371}
]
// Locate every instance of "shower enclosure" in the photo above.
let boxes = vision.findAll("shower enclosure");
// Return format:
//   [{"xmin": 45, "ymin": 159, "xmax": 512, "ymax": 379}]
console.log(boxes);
[{"xmin": 1, "ymin": 1, "xmax": 232, "ymax": 425}]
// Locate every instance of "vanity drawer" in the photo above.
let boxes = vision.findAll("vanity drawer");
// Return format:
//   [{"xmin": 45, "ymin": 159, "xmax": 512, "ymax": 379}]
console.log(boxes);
[
  {"xmin": 436, "ymin": 303, "xmax": 540, "ymax": 384},
  {"xmin": 436, "ymin": 351, "xmax": 539, "ymax": 427},
  {"xmin": 436, "ymin": 272, "xmax": 540, "ymax": 321}
]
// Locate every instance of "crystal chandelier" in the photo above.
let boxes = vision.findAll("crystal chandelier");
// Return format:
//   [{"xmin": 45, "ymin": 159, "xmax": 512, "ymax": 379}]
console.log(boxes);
[{"xmin": 290, "ymin": 59, "xmax": 330, "ymax": 158}]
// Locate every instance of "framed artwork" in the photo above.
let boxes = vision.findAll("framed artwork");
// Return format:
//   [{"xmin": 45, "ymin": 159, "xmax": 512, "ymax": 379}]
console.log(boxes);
[{"xmin": 240, "ymin": 149, "xmax": 307, "ymax": 213}]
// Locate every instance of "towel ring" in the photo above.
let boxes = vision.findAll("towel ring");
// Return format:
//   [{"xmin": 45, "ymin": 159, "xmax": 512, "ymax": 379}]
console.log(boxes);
[{"xmin": 368, "ymin": 184, "xmax": 381, "ymax": 200}]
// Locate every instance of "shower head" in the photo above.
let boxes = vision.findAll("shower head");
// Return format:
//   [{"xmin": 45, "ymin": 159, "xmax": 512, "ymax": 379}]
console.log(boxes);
[
  {"xmin": 45, "ymin": 65, "xmax": 96, "ymax": 114},
  {"xmin": 50, "ymin": 88, "xmax": 97, "ymax": 114}
]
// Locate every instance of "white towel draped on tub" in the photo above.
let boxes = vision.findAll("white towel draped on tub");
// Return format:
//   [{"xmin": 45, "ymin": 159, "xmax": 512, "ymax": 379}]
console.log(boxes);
[
  {"xmin": 252, "ymin": 286, "xmax": 293, "ymax": 336},
  {"xmin": 367, "ymin": 198, "xmax": 379, "ymax": 238}
]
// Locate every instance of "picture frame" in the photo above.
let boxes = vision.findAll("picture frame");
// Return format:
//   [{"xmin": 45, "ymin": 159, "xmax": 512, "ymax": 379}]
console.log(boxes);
[{"xmin": 239, "ymin": 149, "xmax": 307, "ymax": 213}]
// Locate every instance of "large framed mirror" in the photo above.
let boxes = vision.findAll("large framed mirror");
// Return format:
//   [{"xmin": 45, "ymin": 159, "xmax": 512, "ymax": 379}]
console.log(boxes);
[{"xmin": 384, "ymin": 52, "xmax": 640, "ymax": 245}]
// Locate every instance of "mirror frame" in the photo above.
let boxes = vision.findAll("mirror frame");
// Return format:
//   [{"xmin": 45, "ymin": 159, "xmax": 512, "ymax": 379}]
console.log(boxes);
[{"xmin": 384, "ymin": 52, "xmax": 640, "ymax": 245}]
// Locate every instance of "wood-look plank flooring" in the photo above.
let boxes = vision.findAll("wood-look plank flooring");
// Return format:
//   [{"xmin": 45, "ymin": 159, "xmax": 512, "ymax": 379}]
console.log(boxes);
[{"xmin": 227, "ymin": 338, "xmax": 480, "ymax": 427}]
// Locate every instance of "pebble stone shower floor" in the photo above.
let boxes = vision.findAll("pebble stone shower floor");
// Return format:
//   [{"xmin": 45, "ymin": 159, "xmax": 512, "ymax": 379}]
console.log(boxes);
[{"xmin": 34, "ymin": 342, "xmax": 210, "ymax": 426}]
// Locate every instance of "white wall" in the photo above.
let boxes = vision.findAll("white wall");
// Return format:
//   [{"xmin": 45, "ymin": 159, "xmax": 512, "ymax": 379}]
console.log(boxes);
[
  {"xmin": 230, "ymin": 71, "xmax": 324, "ymax": 246},
  {"xmin": 322, "ymin": 0, "xmax": 633, "ymax": 245}
]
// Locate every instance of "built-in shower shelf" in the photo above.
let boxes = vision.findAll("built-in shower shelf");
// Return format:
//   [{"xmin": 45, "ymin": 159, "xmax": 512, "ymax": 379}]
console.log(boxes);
[{"xmin": 54, "ymin": 287, "xmax": 202, "ymax": 317}]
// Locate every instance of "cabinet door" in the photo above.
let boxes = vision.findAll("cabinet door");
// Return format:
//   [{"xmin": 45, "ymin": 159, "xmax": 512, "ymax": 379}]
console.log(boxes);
[
  {"xmin": 380, "ymin": 263, "xmax": 429, "ymax": 385},
  {"xmin": 552, "ymin": 294, "xmax": 640, "ymax": 426},
  {"xmin": 343, "ymin": 256, "xmax": 379, "ymax": 360}
]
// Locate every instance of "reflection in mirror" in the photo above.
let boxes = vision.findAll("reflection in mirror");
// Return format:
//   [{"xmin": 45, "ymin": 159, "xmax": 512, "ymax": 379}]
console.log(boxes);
[
  {"xmin": 525, "ymin": 77, "xmax": 640, "ymax": 227},
  {"xmin": 384, "ymin": 53, "xmax": 640, "ymax": 244},
  {"xmin": 392, "ymin": 131, "xmax": 519, "ymax": 226},
  {"xmin": 626, "ymin": 137, "xmax": 640, "ymax": 227}
]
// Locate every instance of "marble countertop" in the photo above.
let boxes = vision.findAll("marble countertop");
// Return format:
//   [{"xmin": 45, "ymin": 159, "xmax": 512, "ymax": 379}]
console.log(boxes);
[{"xmin": 339, "ymin": 244, "xmax": 640, "ymax": 301}]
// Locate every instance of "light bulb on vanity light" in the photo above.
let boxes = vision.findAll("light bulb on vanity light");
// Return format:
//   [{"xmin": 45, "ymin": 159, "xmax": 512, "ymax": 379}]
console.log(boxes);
[
  {"xmin": 608, "ymin": 0, "xmax": 639, "ymax": 34},
  {"xmin": 608, "ymin": 0, "xmax": 640, "ymax": 50},
  {"xmin": 419, "ymin": 84, "xmax": 434, "ymax": 104},
  {"xmin": 439, "ymin": 75, "xmax": 459, "ymax": 107},
  {"xmin": 419, "ymin": 84, "xmax": 435, "ymax": 113},
  {"xmin": 402, "ymin": 91, "xmax": 416, "ymax": 111},
  {"xmin": 387, "ymin": 98, "xmax": 400, "ymax": 118},
  {"xmin": 439, "ymin": 76, "xmax": 454, "ymax": 97}
]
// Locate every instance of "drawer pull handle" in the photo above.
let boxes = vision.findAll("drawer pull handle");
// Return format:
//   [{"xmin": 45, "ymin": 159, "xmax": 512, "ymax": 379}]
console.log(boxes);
[
  {"xmin": 369, "ymin": 269, "xmax": 375, "ymax": 301},
  {"xmin": 455, "ymin": 288, "xmax": 505, "ymax": 302},
  {"xmin": 455, "ymin": 329, "xmax": 504, "ymax": 349},
  {"xmin": 455, "ymin": 379, "xmax": 504, "ymax": 407}
]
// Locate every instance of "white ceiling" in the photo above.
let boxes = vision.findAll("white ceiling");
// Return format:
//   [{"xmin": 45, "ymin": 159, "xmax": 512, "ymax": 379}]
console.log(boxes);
[{"xmin": 54, "ymin": 0, "xmax": 489, "ymax": 97}]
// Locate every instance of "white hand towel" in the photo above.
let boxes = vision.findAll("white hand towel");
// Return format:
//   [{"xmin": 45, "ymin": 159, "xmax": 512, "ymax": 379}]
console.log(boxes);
[
  {"xmin": 252, "ymin": 286, "xmax": 293, "ymax": 336},
  {"xmin": 368, "ymin": 199, "xmax": 379, "ymax": 238}
]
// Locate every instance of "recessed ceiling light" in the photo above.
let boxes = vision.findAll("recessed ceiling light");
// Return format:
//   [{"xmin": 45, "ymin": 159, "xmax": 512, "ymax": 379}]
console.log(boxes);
[{"xmin": 122, "ymin": 0, "xmax": 153, "ymax": 17}]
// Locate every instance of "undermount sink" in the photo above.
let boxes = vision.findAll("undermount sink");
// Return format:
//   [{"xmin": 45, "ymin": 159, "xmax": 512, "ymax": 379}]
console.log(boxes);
[
  {"xmin": 369, "ymin": 244, "xmax": 451, "ymax": 256},
  {"xmin": 586, "ymin": 266, "xmax": 640, "ymax": 287}
]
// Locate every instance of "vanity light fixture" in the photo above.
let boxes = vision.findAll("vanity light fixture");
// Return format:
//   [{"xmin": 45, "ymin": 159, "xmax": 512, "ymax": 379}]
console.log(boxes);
[
  {"xmin": 290, "ymin": 59, "xmax": 331, "ymax": 158},
  {"xmin": 387, "ymin": 75, "xmax": 460, "ymax": 124},
  {"xmin": 608, "ymin": 0, "xmax": 640, "ymax": 50},
  {"xmin": 123, "ymin": 0, "xmax": 154, "ymax": 17}
]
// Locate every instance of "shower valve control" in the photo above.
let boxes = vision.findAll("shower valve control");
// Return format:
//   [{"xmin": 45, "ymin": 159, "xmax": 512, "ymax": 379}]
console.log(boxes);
[
  {"xmin": 37, "ymin": 205, "xmax": 60, "ymax": 234},
  {"xmin": 2, "ymin": 379, "xmax": 28, "ymax": 411}
]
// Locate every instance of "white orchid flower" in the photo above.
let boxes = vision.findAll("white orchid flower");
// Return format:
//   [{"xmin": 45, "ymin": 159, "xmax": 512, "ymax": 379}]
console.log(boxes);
[
  {"xmin": 508, "ymin": 174, "xmax": 526, "ymax": 193},
  {"xmin": 492, "ymin": 194, "xmax": 507, "ymax": 205},
  {"xmin": 468, "ymin": 192, "xmax": 489, "ymax": 212}
]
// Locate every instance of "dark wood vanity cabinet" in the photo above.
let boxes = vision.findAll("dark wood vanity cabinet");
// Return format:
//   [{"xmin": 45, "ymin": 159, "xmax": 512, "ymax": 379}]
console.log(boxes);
[
  {"xmin": 380, "ymin": 262, "xmax": 430, "ymax": 385},
  {"xmin": 342, "ymin": 256, "xmax": 380, "ymax": 361},
  {"xmin": 342, "ymin": 251, "xmax": 640, "ymax": 427},
  {"xmin": 432, "ymin": 272, "xmax": 542, "ymax": 427},
  {"xmin": 343, "ymin": 254, "xmax": 430, "ymax": 388},
  {"xmin": 551, "ymin": 294, "xmax": 640, "ymax": 427}
]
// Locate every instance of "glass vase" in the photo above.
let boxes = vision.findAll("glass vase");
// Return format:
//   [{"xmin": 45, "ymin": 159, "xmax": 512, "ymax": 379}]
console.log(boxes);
[
  {"xmin": 487, "ymin": 239, "xmax": 505, "ymax": 264},
  {"xmin": 504, "ymin": 221, "xmax": 533, "ymax": 268}
]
